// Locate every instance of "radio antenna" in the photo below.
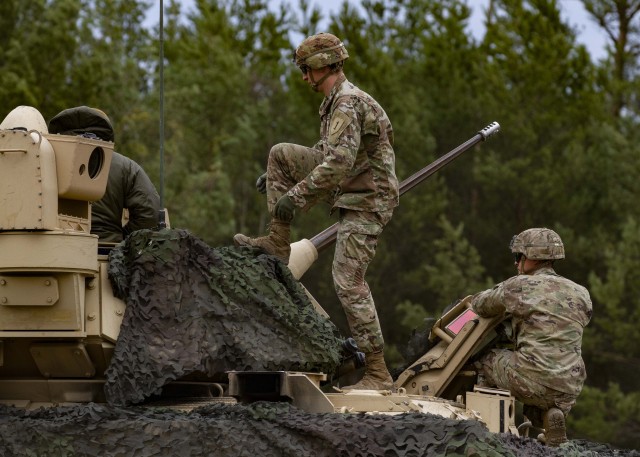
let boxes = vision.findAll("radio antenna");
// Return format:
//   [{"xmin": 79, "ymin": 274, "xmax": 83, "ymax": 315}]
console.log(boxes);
[{"xmin": 157, "ymin": 0, "xmax": 166, "ymax": 228}]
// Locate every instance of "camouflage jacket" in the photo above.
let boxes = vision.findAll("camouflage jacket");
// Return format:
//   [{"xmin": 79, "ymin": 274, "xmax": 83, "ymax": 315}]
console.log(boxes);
[
  {"xmin": 91, "ymin": 152, "xmax": 161, "ymax": 243},
  {"xmin": 471, "ymin": 266, "xmax": 593, "ymax": 395},
  {"xmin": 288, "ymin": 74, "xmax": 399, "ymax": 212}
]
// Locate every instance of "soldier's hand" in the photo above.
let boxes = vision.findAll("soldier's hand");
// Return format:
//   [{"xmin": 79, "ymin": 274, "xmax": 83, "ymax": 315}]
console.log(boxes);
[
  {"xmin": 274, "ymin": 195, "xmax": 295, "ymax": 222},
  {"xmin": 256, "ymin": 172, "xmax": 267, "ymax": 194}
]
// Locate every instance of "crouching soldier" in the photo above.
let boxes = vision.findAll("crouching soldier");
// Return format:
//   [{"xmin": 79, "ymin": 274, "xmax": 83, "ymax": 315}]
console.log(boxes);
[{"xmin": 471, "ymin": 228, "xmax": 592, "ymax": 446}]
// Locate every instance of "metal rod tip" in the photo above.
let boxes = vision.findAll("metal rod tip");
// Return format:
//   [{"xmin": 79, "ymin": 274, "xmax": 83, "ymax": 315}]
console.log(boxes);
[{"xmin": 478, "ymin": 122, "xmax": 500, "ymax": 140}]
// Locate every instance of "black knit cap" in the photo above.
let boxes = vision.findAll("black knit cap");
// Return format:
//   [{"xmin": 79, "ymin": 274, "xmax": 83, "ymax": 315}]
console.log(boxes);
[{"xmin": 48, "ymin": 106, "xmax": 114, "ymax": 142}]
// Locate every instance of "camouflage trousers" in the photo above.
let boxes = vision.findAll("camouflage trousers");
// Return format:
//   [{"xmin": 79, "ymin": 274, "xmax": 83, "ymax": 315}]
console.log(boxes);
[
  {"xmin": 265, "ymin": 143, "xmax": 324, "ymax": 212},
  {"xmin": 478, "ymin": 349, "xmax": 578, "ymax": 415},
  {"xmin": 266, "ymin": 143, "xmax": 392, "ymax": 353},
  {"xmin": 333, "ymin": 208, "xmax": 392, "ymax": 354}
]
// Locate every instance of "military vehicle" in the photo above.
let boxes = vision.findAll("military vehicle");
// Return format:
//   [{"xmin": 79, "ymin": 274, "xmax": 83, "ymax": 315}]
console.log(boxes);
[
  {"xmin": 0, "ymin": 106, "xmax": 120, "ymax": 407},
  {"xmin": 0, "ymin": 108, "xmax": 525, "ymax": 439}
]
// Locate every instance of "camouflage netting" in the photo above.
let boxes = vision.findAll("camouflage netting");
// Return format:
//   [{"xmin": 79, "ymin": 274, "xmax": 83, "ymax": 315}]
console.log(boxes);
[
  {"xmin": 104, "ymin": 229, "xmax": 344, "ymax": 406},
  {"xmin": 0, "ymin": 403, "xmax": 637, "ymax": 457}
]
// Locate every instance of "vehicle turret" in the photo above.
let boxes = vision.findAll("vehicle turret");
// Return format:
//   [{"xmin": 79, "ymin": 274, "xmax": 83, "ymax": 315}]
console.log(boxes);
[{"xmin": 0, "ymin": 106, "xmax": 121, "ymax": 406}]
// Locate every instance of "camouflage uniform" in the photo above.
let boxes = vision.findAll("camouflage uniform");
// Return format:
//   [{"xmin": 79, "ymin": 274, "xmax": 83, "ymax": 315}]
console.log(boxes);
[
  {"xmin": 471, "ymin": 266, "xmax": 593, "ymax": 414},
  {"xmin": 265, "ymin": 73, "xmax": 398, "ymax": 353}
]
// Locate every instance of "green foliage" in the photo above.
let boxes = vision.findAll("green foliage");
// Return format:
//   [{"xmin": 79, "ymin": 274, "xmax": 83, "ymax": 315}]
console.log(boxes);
[
  {"xmin": 2, "ymin": 0, "xmax": 640, "ymax": 448},
  {"xmin": 582, "ymin": 217, "xmax": 640, "ymax": 392},
  {"xmin": 169, "ymin": 162, "xmax": 235, "ymax": 246},
  {"xmin": 569, "ymin": 384, "xmax": 640, "ymax": 450},
  {"xmin": 469, "ymin": 0, "xmax": 604, "ymax": 278},
  {"xmin": 423, "ymin": 216, "xmax": 493, "ymax": 305},
  {"xmin": 396, "ymin": 300, "xmax": 431, "ymax": 334},
  {"xmin": 582, "ymin": 0, "xmax": 640, "ymax": 118},
  {"xmin": 0, "ymin": 0, "xmax": 84, "ymax": 114}
]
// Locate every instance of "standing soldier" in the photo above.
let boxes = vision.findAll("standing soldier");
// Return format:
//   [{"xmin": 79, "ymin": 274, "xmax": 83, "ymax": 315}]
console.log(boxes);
[
  {"xmin": 471, "ymin": 228, "xmax": 593, "ymax": 446},
  {"xmin": 234, "ymin": 33, "xmax": 399, "ymax": 390}
]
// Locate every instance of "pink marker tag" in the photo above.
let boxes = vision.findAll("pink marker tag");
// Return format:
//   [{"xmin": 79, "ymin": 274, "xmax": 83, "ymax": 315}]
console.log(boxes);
[{"xmin": 445, "ymin": 308, "xmax": 478, "ymax": 335}]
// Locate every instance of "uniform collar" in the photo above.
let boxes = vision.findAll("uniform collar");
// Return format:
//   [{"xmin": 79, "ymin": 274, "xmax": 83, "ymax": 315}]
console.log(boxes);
[
  {"xmin": 319, "ymin": 73, "xmax": 348, "ymax": 116},
  {"xmin": 530, "ymin": 265, "xmax": 557, "ymax": 276}
]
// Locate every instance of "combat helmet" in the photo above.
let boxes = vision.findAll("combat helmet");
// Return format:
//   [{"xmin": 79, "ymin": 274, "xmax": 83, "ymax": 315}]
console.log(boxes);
[
  {"xmin": 509, "ymin": 228, "xmax": 565, "ymax": 260},
  {"xmin": 294, "ymin": 33, "xmax": 349, "ymax": 70}
]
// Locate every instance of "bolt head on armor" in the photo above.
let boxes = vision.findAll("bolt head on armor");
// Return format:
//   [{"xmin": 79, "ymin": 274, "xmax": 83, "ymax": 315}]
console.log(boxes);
[
  {"xmin": 509, "ymin": 228, "xmax": 565, "ymax": 260},
  {"xmin": 293, "ymin": 32, "xmax": 349, "ymax": 70}
]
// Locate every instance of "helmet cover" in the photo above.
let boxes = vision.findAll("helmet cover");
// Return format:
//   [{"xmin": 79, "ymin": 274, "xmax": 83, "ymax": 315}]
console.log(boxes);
[
  {"xmin": 509, "ymin": 228, "xmax": 565, "ymax": 260},
  {"xmin": 294, "ymin": 33, "xmax": 349, "ymax": 69}
]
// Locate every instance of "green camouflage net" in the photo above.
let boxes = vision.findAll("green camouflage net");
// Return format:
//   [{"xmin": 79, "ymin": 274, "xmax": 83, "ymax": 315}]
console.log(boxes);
[
  {"xmin": 103, "ymin": 229, "xmax": 343, "ymax": 406},
  {"xmin": 0, "ymin": 403, "xmax": 637, "ymax": 457}
]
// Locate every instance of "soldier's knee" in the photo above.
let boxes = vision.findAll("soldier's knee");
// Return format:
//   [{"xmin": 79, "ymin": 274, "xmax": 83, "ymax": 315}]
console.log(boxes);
[
  {"xmin": 334, "ymin": 283, "xmax": 370, "ymax": 303},
  {"xmin": 333, "ymin": 268, "xmax": 369, "ymax": 301},
  {"xmin": 269, "ymin": 143, "xmax": 288, "ymax": 158}
]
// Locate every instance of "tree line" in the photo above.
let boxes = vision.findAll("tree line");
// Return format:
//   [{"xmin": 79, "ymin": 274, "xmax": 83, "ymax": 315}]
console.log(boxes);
[{"xmin": 1, "ymin": 0, "xmax": 638, "ymax": 448}]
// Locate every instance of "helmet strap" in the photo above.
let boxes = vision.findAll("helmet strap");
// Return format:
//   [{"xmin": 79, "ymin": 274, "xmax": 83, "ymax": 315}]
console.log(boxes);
[
  {"xmin": 308, "ymin": 67, "xmax": 335, "ymax": 91},
  {"xmin": 307, "ymin": 70, "xmax": 319, "ymax": 90},
  {"xmin": 312, "ymin": 70, "xmax": 332, "ymax": 90}
]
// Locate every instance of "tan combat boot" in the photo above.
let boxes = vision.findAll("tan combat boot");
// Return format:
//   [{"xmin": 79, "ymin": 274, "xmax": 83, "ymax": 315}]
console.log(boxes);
[
  {"xmin": 543, "ymin": 407, "xmax": 568, "ymax": 447},
  {"xmin": 341, "ymin": 350, "xmax": 393, "ymax": 390},
  {"xmin": 233, "ymin": 218, "xmax": 291, "ymax": 263}
]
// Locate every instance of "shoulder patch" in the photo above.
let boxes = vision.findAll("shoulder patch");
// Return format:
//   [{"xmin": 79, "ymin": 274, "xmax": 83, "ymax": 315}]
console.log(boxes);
[{"xmin": 328, "ymin": 110, "xmax": 352, "ymax": 144}]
